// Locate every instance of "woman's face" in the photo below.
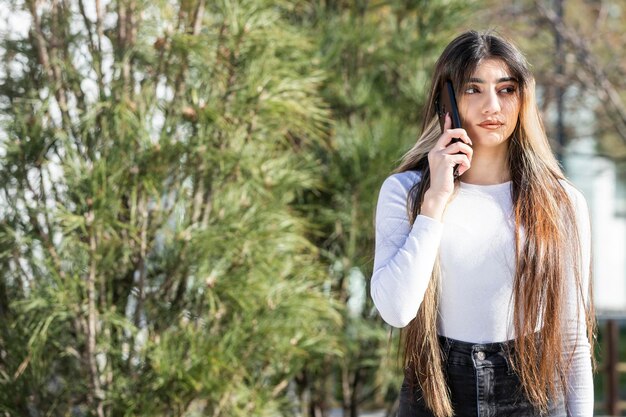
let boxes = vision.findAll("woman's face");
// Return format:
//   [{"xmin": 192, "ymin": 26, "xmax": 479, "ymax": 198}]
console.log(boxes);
[{"xmin": 457, "ymin": 58, "xmax": 521, "ymax": 149}]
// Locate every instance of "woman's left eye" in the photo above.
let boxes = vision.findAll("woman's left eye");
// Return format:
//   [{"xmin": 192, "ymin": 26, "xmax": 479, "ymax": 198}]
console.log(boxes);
[{"xmin": 499, "ymin": 86, "xmax": 517, "ymax": 94}]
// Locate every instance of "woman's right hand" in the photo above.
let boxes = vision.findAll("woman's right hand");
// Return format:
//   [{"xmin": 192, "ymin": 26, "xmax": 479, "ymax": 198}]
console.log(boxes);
[{"xmin": 421, "ymin": 113, "xmax": 473, "ymax": 221}]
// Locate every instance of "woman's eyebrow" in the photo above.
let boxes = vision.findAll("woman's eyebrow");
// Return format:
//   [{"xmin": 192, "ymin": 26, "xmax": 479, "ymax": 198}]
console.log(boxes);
[{"xmin": 468, "ymin": 77, "xmax": 518, "ymax": 83}]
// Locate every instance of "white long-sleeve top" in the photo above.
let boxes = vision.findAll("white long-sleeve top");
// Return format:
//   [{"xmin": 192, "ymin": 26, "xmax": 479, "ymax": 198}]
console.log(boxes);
[{"xmin": 371, "ymin": 170, "xmax": 593, "ymax": 417}]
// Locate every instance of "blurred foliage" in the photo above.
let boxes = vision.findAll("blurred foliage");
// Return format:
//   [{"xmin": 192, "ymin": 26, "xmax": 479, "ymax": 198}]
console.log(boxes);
[{"xmin": 0, "ymin": 0, "xmax": 339, "ymax": 415}]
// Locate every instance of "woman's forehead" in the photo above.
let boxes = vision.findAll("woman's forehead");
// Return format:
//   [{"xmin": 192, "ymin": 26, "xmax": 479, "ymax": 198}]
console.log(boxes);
[{"xmin": 468, "ymin": 59, "xmax": 516, "ymax": 82}]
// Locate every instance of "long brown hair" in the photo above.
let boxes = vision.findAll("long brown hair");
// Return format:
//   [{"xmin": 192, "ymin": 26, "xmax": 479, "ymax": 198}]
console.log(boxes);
[{"xmin": 396, "ymin": 30, "xmax": 595, "ymax": 417}]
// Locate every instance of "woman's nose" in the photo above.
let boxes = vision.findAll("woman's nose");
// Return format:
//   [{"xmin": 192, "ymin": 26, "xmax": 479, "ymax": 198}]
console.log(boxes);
[{"xmin": 482, "ymin": 90, "xmax": 501, "ymax": 114}]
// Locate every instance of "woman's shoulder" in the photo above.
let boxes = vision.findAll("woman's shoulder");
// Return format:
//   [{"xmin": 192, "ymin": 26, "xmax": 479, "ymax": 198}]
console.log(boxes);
[
  {"xmin": 558, "ymin": 179, "xmax": 586, "ymax": 201},
  {"xmin": 380, "ymin": 170, "xmax": 423, "ymax": 195},
  {"xmin": 376, "ymin": 170, "xmax": 423, "ymax": 208},
  {"xmin": 558, "ymin": 179, "xmax": 589, "ymax": 214}
]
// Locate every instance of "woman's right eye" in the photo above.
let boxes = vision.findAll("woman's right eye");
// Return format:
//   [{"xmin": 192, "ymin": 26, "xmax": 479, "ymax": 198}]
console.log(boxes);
[{"xmin": 464, "ymin": 86, "xmax": 479, "ymax": 94}]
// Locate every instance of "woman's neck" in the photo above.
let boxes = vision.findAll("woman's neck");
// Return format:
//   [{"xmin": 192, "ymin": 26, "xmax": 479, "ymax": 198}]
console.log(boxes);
[{"xmin": 460, "ymin": 144, "xmax": 511, "ymax": 185}]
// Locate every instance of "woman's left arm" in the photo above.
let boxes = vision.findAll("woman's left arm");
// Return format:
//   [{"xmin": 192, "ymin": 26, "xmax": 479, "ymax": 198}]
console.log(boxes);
[{"xmin": 563, "ymin": 184, "xmax": 594, "ymax": 417}]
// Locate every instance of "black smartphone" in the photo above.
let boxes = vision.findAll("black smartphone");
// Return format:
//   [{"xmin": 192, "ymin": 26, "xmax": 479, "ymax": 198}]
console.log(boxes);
[
  {"xmin": 435, "ymin": 80, "xmax": 463, "ymax": 178},
  {"xmin": 436, "ymin": 80, "xmax": 462, "ymax": 132}
]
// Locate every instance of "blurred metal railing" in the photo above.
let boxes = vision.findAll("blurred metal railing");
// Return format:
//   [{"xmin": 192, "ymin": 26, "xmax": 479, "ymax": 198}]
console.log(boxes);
[{"xmin": 598, "ymin": 317, "xmax": 626, "ymax": 416}]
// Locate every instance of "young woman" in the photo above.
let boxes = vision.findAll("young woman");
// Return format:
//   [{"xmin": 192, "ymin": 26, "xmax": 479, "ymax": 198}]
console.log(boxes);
[{"xmin": 371, "ymin": 30, "xmax": 594, "ymax": 417}]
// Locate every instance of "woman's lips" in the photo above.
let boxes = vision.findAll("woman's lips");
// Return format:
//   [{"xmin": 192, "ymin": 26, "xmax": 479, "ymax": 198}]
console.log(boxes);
[{"xmin": 478, "ymin": 121, "xmax": 504, "ymax": 130}]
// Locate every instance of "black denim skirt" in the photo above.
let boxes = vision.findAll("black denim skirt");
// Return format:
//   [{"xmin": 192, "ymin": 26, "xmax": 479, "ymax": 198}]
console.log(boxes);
[{"xmin": 398, "ymin": 335, "xmax": 566, "ymax": 417}]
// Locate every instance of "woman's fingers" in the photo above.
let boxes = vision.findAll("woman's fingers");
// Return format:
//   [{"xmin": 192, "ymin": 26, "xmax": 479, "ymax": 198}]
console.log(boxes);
[
  {"xmin": 428, "ymin": 142, "xmax": 472, "ymax": 181},
  {"xmin": 428, "ymin": 148, "xmax": 472, "ymax": 173},
  {"xmin": 435, "ymin": 127, "xmax": 472, "ymax": 149},
  {"xmin": 441, "ymin": 141, "xmax": 473, "ymax": 158},
  {"xmin": 448, "ymin": 153, "xmax": 471, "ymax": 173},
  {"xmin": 426, "ymin": 113, "xmax": 474, "ymax": 194},
  {"xmin": 436, "ymin": 114, "xmax": 472, "ymax": 147},
  {"xmin": 445, "ymin": 129, "xmax": 472, "ymax": 146}
]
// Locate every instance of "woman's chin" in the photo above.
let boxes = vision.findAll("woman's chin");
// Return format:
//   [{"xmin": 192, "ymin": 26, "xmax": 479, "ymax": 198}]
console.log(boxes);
[{"xmin": 471, "ymin": 134, "xmax": 510, "ymax": 150}]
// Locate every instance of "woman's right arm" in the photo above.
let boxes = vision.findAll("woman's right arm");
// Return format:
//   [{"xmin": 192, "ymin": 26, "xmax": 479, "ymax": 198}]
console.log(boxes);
[
  {"xmin": 370, "ymin": 173, "xmax": 444, "ymax": 328},
  {"xmin": 372, "ymin": 115, "xmax": 472, "ymax": 328}
]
